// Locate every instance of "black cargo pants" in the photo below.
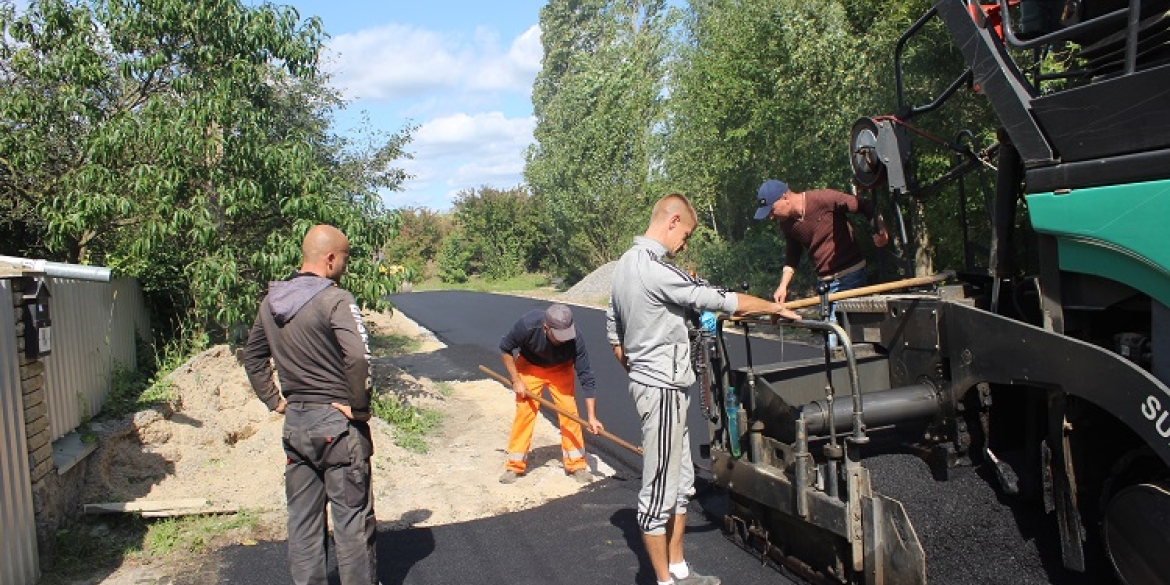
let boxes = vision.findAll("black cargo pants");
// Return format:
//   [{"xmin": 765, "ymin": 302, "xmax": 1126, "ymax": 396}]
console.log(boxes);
[{"xmin": 283, "ymin": 403, "xmax": 378, "ymax": 585}]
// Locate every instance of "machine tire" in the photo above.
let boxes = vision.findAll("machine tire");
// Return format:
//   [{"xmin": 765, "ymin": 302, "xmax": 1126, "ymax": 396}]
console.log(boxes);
[{"xmin": 1099, "ymin": 448, "xmax": 1170, "ymax": 585}]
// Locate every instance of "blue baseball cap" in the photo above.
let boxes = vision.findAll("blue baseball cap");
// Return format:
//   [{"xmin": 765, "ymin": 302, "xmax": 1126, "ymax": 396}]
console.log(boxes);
[{"xmin": 754, "ymin": 180, "xmax": 789, "ymax": 220}]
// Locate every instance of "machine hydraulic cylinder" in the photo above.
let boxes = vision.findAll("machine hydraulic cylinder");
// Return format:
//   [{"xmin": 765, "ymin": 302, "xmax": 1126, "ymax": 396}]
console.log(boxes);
[{"xmin": 802, "ymin": 383, "xmax": 940, "ymax": 436}]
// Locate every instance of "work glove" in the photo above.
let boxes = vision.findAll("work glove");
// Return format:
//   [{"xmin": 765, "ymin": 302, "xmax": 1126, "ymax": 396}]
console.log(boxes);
[{"xmin": 700, "ymin": 311, "xmax": 717, "ymax": 334}]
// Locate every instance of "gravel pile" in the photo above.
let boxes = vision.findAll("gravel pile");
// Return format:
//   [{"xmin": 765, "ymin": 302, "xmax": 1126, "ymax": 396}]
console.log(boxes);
[{"xmin": 559, "ymin": 260, "xmax": 615, "ymax": 306}]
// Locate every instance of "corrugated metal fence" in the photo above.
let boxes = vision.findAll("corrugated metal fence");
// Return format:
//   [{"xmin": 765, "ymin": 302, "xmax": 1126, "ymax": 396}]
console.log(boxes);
[
  {"xmin": 2, "ymin": 275, "xmax": 150, "ymax": 585},
  {"xmin": 43, "ymin": 277, "xmax": 151, "ymax": 441},
  {"xmin": 1, "ymin": 278, "xmax": 39, "ymax": 585}
]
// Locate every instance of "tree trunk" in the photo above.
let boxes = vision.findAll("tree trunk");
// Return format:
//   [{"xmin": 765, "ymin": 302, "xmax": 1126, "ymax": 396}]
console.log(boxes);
[{"xmin": 911, "ymin": 199, "xmax": 934, "ymax": 277}]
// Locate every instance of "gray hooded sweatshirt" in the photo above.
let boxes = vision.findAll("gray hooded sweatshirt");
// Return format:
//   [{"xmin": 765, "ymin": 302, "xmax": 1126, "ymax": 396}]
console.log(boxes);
[
  {"xmin": 243, "ymin": 274, "xmax": 372, "ymax": 420},
  {"xmin": 607, "ymin": 236, "xmax": 738, "ymax": 389}
]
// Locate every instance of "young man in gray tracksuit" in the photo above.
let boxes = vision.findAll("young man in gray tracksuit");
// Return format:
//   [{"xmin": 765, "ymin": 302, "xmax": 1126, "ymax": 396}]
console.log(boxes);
[
  {"xmin": 607, "ymin": 194, "xmax": 797, "ymax": 585},
  {"xmin": 243, "ymin": 224, "xmax": 380, "ymax": 585}
]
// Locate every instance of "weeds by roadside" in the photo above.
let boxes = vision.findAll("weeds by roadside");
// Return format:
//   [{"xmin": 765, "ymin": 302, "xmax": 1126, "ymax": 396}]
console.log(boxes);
[
  {"xmin": 371, "ymin": 392, "xmax": 441, "ymax": 454},
  {"xmin": 38, "ymin": 511, "xmax": 260, "ymax": 585},
  {"xmin": 434, "ymin": 382, "xmax": 455, "ymax": 397},
  {"xmin": 368, "ymin": 329, "xmax": 421, "ymax": 358},
  {"xmin": 141, "ymin": 511, "xmax": 259, "ymax": 556},
  {"xmin": 101, "ymin": 367, "xmax": 174, "ymax": 422},
  {"xmin": 365, "ymin": 321, "xmax": 445, "ymax": 453},
  {"xmin": 99, "ymin": 329, "xmax": 210, "ymax": 421}
]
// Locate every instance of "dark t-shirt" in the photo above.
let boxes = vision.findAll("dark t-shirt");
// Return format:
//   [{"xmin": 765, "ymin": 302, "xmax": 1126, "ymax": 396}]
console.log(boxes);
[
  {"xmin": 499, "ymin": 309, "xmax": 596, "ymax": 399},
  {"xmin": 780, "ymin": 188, "xmax": 875, "ymax": 278}
]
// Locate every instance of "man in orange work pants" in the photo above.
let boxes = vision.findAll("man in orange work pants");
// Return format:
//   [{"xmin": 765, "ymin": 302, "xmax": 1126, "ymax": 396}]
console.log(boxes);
[{"xmin": 499, "ymin": 303, "xmax": 603, "ymax": 484}]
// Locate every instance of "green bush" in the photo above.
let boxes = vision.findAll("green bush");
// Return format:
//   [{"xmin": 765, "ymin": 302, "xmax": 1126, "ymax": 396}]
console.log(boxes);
[
  {"xmin": 447, "ymin": 186, "xmax": 549, "ymax": 281},
  {"xmin": 437, "ymin": 231, "xmax": 472, "ymax": 283},
  {"xmin": 382, "ymin": 207, "xmax": 452, "ymax": 279}
]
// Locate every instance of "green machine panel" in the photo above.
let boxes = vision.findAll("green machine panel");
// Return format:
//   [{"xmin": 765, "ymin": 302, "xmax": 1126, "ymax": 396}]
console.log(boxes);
[{"xmin": 1027, "ymin": 179, "xmax": 1170, "ymax": 307}]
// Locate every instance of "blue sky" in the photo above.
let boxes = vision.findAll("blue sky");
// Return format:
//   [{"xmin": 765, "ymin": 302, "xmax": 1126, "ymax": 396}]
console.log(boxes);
[{"xmin": 282, "ymin": 1, "xmax": 548, "ymax": 211}]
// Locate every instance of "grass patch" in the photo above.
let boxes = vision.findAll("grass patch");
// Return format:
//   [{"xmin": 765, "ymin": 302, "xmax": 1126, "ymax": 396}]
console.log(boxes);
[
  {"xmin": 414, "ymin": 271, "xmax": 555, "ymax": 293},
  {"xmin": 39, "ymin": 511, "xmax": 259, "ymax": 585},
  {"xmin": 101, "ymin": 366, "xmax": 175, "ymax": 421},
  {"xmin": 99, "ymin": 329, "xmax": 209, "ymax": 421},
  {"xmin": 142, "ymin": 511, "xmax": 258, "ymax": 556},
  {"xmin": 371, "ymin": 392, "xmax": 442, "ymax": 454},
  {"xmin": 368, "ymin": 330, "xmax": 421, "ymax": 358},
  {"xmin": 434, "ymin": 382, "xmax": 455, "ymax": 397}
]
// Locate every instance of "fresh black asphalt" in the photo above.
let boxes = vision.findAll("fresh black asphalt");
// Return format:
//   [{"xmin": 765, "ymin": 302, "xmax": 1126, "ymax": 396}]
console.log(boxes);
[{"xmin": 209, "ymin": 476, "xmax": 802, "ymax": 585}]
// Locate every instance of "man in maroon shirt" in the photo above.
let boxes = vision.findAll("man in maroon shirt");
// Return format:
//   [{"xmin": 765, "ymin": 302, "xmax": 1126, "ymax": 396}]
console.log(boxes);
[{"xmin": 754, "ymin": 179, "xmax": 889, "ymax": 346}]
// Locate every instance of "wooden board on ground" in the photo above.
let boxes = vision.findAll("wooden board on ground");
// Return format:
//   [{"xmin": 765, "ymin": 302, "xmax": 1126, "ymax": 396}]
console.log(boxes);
[{"xmin": 84, "ymin": 499, "xmax": 236, "ymax": 517}]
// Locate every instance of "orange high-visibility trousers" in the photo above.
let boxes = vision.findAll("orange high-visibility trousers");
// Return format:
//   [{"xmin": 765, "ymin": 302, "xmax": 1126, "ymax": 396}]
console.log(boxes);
[{"xmin": 504, "ymin": 356, "xmax": 587, "ymax": 474}]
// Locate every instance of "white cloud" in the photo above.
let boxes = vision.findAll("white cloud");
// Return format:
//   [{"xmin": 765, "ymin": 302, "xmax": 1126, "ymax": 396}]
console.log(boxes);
[
  {"xmin": 414, "ymin": 111, "xmax": 533, "ymax": 151},
  {"xmin": 394, "ymin": 111, "xmax": 535, "ymax": 208},
  {"xmin": 326, "ymin": 23, "xmax": 541, "ymax": 101},
  {"xmin": 467, "ymin": 24, "xmax": 542, "ymax": 92},
  {"xmin": 324, "ymin": 25, "xmax": 461, "ymax": 99},
  {"xmin": 511, "ymin": 25, "xmax": 543, "ymax": 70}
]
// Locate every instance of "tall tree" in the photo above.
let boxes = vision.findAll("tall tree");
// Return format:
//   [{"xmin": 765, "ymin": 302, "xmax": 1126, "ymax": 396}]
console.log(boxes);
[
  {"xmin": 526, "ymin": 0, "xmax": 678, "ymax": 282},
  {"xmin": 0, "ymin": 0, "xmax": 413, "ymax": 337}
]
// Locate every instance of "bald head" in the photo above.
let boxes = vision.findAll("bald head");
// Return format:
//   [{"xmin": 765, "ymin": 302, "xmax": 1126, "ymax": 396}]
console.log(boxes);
[{"xmin": 300, "ymin": 224, "xmax": 350, "ymax": 282}]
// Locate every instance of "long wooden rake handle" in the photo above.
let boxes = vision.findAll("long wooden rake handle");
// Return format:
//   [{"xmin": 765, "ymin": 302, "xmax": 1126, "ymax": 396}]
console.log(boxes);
[
  {"xmin": 737, "ymin": 270, "xmax": 955, "ymax": 318},
  {"xmin": 478, "ymin": 364, "xmax": 643, "ymax": 456}
]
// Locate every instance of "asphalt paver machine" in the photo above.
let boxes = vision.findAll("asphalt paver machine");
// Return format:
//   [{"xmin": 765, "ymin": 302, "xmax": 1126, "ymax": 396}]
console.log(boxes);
[{"xmin": 702, "ymin": 1, "xmax": 1170, "ymax": 583}]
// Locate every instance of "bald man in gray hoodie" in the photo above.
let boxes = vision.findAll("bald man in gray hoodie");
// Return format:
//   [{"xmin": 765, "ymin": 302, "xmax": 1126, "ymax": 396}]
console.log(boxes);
[
  {"xmin": 243, "ymin": 224, "xmax": 379, "ymax": 585},
  {"xmin": 607, "ymin": 194, "xmax": 796, "ymax": 585}
]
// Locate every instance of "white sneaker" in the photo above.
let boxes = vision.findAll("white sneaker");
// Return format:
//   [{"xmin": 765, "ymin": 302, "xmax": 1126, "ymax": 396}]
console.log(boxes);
[{"xmin": 675, "ymin": 571, "xmax": 721, "ymax": 585}]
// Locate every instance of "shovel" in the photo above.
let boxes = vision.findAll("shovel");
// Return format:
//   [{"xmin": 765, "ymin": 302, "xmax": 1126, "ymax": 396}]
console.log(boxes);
[{"xmin": 479, "ymin": 364, "xmax": 643, "ymax": 456}]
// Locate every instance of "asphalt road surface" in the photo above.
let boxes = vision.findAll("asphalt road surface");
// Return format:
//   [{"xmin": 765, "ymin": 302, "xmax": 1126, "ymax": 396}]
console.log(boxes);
[{"xmin": 209, "ymin": 476, "xmax": 802, "ymax": 585}]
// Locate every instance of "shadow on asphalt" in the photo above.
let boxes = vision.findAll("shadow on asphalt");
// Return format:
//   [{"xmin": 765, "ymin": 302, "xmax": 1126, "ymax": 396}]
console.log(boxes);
[
  {"xmin": 378, "ymin": 522, "xmax": 435, "ymax": 585},
  {"xmin": 210, "ymin": 476, "xmax": 797, "ymax": 585},
  {"xmin": 609, "ymin": 507, "xmax": 656, "ymax": 585}
]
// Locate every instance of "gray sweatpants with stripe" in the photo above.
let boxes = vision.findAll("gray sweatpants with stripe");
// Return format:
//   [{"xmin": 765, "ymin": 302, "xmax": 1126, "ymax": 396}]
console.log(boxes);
[{"xmin": 630, "ymin": 381, "xmax": 695, "ymax": 535}]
